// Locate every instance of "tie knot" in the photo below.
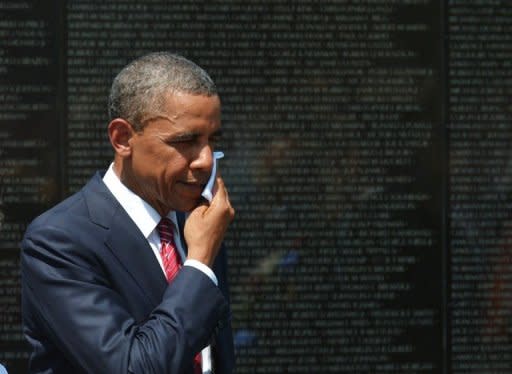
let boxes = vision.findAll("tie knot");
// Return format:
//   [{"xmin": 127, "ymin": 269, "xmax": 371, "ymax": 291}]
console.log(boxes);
[{"xmin": 157, "ymin": 217, "xmax": 175, "ymax": 244}]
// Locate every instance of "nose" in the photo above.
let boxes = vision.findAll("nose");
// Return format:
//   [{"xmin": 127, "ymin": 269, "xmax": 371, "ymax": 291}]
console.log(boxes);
[{"xmin": 190, "ymin": 143, "xmax": 213, "ymax": 172}]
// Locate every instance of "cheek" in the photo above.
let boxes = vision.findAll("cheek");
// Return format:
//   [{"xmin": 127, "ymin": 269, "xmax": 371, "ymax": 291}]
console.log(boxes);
[{"xmin": 161, "ymin": 157, "xmax": 189, "ymax": 184}]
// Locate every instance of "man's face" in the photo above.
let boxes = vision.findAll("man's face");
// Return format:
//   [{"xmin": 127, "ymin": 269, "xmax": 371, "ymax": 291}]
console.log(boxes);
[{"xmin": 124, "ymin": 93, "xmax": 221, "ymax": 214}]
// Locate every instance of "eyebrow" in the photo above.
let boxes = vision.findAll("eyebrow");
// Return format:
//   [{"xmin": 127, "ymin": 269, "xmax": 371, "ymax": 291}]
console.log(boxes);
[
  {"xmin": 169, "ymin": 131, "xmax": 198, "ymax": 142},
  {"xmin": 162, "ymin": 129, "xmax": 223, "ymax": 143}
]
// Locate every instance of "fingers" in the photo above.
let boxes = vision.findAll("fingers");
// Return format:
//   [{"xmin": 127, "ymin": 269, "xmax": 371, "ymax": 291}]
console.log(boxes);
[
  {"xmin": 211, "ymin": 177, "xmax": 235, "ymax": 220},
  {"xmin": 185, "ymin": 177, "xmax": 234, "ymax": 267},
  {"xmin": 190, "ymin": 200, "xmax": 208, "ymax": 218}
]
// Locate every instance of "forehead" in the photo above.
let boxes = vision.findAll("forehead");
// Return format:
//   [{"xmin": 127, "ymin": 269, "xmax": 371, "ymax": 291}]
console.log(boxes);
[
  {"xmin": 143, "ymin": 93, "xmax": 221, "ymax": 133},
  {"xmin": 163, "ymin": 92, "xmax": 221, "ymax": 120}
]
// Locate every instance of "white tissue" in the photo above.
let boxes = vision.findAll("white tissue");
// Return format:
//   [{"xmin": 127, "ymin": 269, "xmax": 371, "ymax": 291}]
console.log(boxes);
[{"xmin": 201, "ymin": 151, "xmax": 224, "ymax": 202}]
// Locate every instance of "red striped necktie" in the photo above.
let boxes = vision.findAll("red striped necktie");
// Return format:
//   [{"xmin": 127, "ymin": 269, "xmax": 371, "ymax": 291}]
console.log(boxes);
[
  {"xmin": 157, "ymin": 218, "xmax": 202, "ymax": 373},
  {"xmin": 157, "ymin": 218, "xmax": 181, "ymax": 282}
]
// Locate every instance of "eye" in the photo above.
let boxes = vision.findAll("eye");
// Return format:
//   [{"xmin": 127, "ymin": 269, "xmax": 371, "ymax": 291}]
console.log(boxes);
[
  {"xmin": 174, "ymin": 138, "xmax": 195, "ymax": 144},
  {"xmin": 166, "ymin": 133, "xmax": 198, "ymax": 145}
]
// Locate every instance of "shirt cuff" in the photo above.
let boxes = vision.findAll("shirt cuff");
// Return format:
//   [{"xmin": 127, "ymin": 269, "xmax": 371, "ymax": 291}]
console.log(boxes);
[{"xmin": 184, "ymin": 259, "xmax": 218, "ymax": 286}]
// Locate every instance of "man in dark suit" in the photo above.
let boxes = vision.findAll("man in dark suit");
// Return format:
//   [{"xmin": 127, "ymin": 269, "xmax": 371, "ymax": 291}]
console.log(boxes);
[{"xmin": 20, "ymin": 52, "xmax": 235, "ymax": 373}]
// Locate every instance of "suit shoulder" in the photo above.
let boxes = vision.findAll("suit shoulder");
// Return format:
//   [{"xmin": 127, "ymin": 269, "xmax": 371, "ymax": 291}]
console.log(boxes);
[
  {"xmin": 26, "ymin": 172, "xmax": 111, "ymax": 233},
  {"xmin": 27, "ymin": 188, "xmax": 87, "ymax": 232},
  {"xmin": 20, "ymin": 181, "xmax": 112, "ymax": 272}
]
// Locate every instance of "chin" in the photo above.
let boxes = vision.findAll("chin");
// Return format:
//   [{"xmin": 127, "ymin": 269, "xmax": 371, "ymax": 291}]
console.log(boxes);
[{"xmin": 176, "ymin": 198, "xmax": 202, "ymax": 213}]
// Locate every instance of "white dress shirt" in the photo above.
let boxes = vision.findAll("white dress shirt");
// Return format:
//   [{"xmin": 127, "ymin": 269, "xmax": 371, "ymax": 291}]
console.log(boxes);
[{"xmin": 102, "ymin": 163, "xmax": 214, "ymax": 373}]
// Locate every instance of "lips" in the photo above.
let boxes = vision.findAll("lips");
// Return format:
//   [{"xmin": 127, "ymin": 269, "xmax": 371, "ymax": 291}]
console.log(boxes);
[
  {"xmin": 183, "ymin": 179, "xmax": 206, "ymax": 187},
  {"xmin": 176, "ymin": 181, "xmax": 205, "ymax": 197}
]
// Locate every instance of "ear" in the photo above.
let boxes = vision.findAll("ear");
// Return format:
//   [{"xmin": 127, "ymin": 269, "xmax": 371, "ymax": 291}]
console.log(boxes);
[{"xmin": 108, "ymin": 118, "xmax": 135, "ymax": 157}]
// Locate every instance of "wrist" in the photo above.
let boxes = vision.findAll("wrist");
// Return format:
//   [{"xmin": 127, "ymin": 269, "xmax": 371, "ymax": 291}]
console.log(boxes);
[
  {"xmin": 186, "ymin": 251, "xmax": 215, "ymax": 268},
  {"xmin": 184, "ymin": 259, "xmax": 218, "ymax": 285}
]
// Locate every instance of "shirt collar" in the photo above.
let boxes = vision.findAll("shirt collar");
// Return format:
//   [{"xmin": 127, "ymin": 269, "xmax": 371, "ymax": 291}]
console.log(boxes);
[{"xmin": 102, "ymin": 163, "xmax": 177, "ymax": 238}]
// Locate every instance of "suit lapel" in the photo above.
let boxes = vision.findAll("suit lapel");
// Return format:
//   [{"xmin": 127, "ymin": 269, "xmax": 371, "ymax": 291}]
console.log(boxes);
[
  {"xmin": 105, "ymin": 208, "xmax": 168, "ymax": 306},
  {"xmin": 84, "ymin": 172, "xmax": 167, "ymax": 307}
]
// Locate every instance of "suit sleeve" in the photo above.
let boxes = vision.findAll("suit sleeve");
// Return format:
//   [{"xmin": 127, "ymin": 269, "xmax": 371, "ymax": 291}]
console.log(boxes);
[{"xmin": 21, "ymin": 224, "xmax": 230, "ymax": 374}]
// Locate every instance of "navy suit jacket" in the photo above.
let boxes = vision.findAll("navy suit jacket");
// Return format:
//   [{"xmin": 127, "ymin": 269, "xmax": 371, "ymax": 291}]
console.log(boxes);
[{"xmin": 20, "ymin": 172, "xmax": 235, "ymax": 374}]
